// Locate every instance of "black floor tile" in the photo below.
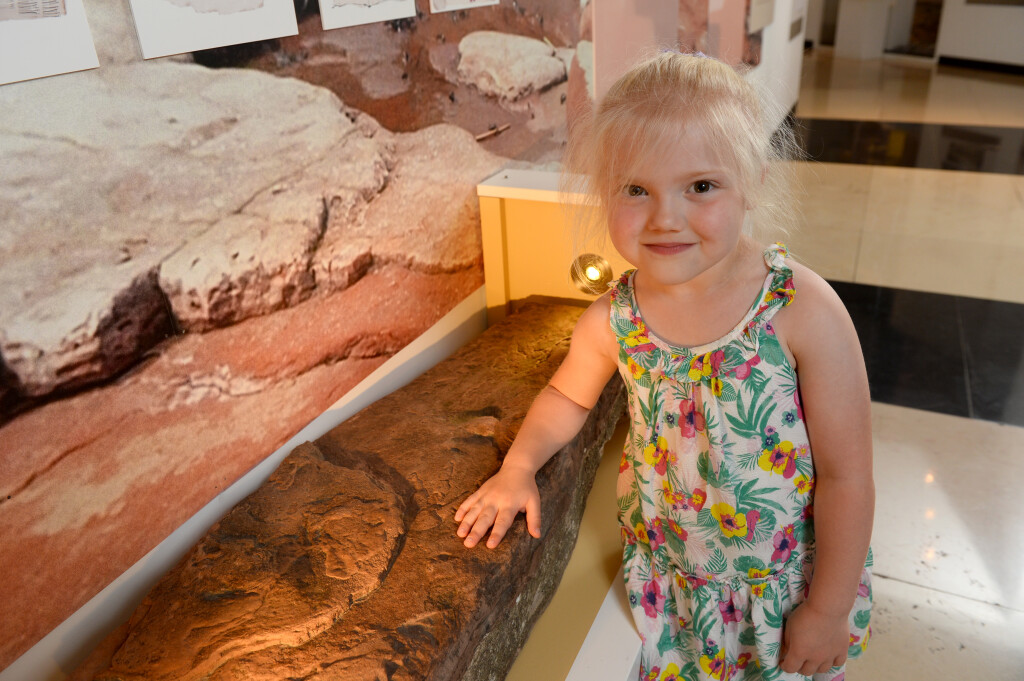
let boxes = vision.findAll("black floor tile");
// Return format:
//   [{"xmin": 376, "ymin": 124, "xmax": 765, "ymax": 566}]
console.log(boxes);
[
  {"xmin": 829, "ymin": 281, "xmax": 972, "ymax": 418},
  {"xmin": 795, "ymin": 118, "xmax": 1024, "ymax": 175},
  {"xmin": 958, "ymin": 297, "xmax": 1024, "ymax": 427}
]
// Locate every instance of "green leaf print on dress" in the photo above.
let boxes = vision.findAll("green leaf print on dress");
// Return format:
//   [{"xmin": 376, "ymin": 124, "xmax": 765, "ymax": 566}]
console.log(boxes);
[{"xmin": 611, "ymin": 244, "xmax": 873, "ymax": 681}]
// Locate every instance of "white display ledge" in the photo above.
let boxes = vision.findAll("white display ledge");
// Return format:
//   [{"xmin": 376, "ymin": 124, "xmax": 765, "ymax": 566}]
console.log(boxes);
[{"xmin": 565, "ymin": 571, "xmax": 642, "ymax": 681}]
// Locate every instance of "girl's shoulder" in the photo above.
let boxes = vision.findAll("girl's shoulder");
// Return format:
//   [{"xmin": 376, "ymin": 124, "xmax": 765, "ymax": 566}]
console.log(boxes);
[{"xmin": 773, "ymin": 258, "xmax": 860, "ymax": 366}]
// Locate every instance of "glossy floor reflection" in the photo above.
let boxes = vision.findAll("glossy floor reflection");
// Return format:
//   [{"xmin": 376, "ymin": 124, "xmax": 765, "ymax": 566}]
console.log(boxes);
[
  {"xmin": 831, "ymin": 282, "xmax": 1024, "ymax": 427},
  {"xmin": 797, "ymin": 49, "xmax": 1024, "ymax": 128}
]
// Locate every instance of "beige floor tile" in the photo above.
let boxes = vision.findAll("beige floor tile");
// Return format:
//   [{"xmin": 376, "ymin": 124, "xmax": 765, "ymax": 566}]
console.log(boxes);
[
  {"xmin": 788, "ymin": 162, "xmax": 870, "ymax": 281},
  {"xmin": 856, "ymin": 230, "xmax": 1024, "ymax": 303},
  {"xmin": 871, "ymin": 403, "xmax": 1024, "ymax": 611},
  {"xmin": 863, "ymin": 167, "xmax": 1024, "ymax": 246}
]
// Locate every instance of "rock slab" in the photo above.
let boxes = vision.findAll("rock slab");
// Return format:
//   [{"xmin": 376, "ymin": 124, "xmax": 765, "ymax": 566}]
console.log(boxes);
[{"xmin": 82, "ymin": 303, "xmax": 625, "ymax": 681}]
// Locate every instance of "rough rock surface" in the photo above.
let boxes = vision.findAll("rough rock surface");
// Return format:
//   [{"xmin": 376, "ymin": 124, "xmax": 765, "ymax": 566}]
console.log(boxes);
[
  {"xmin": 457, "ymin": 31, "xmax": 567, "ymax": 101},
  {"xmin": 0, "ymin": 60, "xmax": 501, "ymax": 401},
  {"xmin": 0, "ymin": 265, "xmax": 482, "ymax": 670},
  {"xmin": 80, "ymin": 304, "xmax": 626, "ymax": 681}
]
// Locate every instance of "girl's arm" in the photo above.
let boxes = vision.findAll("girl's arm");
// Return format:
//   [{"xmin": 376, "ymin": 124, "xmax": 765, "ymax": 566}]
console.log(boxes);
[
  {"xmin": 773, "ymin": 263, "xmax": 875, "ymax": 676},
  {"xmin": 455, "ymin": 296, "xmax": 619, "ymax": 549}
]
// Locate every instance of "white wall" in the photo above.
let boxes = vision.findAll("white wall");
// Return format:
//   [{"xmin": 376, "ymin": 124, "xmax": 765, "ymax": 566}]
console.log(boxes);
[
  {"xmin": 806, "ymin": 0, "xmax": 824, "ymax": 45},
  {"xmin": 885, "ymin": 0, "xmax": 916, "ymax": 52},
  {"xmin": 748, "ymin": 0, "xmax": 806, "ymax": 127},
  {"xmin": 936, "ymin": 0, "xmax": 1024, "ymax": 67}
]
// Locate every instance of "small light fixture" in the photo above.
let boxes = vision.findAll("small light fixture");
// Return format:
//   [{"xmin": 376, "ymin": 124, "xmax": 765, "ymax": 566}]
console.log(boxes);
[{"xmin": 570, "ymin": 253, "xmax": 613, "ymax": 295}]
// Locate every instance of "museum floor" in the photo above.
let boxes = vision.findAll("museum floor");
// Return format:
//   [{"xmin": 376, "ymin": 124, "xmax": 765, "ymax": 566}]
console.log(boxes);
[{"xmin": 508, "ymin": 48, "xmax": 1024, "ymax": 681}]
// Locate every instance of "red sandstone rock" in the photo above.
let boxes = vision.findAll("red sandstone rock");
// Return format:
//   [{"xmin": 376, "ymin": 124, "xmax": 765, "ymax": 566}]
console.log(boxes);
[{"xmin": 80, "ymin": 303, "xmax": 625, "ymax": 681}]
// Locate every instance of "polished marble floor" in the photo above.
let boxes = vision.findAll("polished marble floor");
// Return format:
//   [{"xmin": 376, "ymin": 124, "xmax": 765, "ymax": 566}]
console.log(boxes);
[{"xmin": 509, "ymin": 48, "xmax": 1024, "ymax": 681}]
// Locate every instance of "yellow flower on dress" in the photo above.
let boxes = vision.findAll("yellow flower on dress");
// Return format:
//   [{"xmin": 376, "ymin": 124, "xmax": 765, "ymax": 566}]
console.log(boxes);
[
  {"xmin": 688, "ymin": 352, "xmax": 714, "ymax": 381},
  {"xmin": 748, "ymin": 567, "xmax": 771, "ymax": 579},
  {"xmin": 627, "ymin": 357, "xmax": 646, "ymax": 380},
  {"xmin": 659, "ymin": 663, "xmax": 683, "ymax": 681},
  {"xmin": 643, "ymin": 435, "xmax": 674, "ymax": 475},
  {"xmin": 710, "ymin": 502, "xmax": 748, "ymax": 538},
  {"xmin": 751, "ymin": 582, "xmax": 766, "ymax": 598},
  {"xmin": 699, "ymin": 649, "xmax": 726, "ymax": 679},
  {"xmin": 635, "ymin": 522, "xmax": 649, "ymax": 545},
  {"xmin": 710, "ymin": 376, "xmax": 723, "ymax": 396},
  {"xmin": 794, "ymin": 474, "xmax": 814, "ymax": 494}
]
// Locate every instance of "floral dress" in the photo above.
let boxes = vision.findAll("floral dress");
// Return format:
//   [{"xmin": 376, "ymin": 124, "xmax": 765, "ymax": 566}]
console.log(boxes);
[{"xmin": 612, "ymin": 244, "xmax": 872, "ymax": 681}]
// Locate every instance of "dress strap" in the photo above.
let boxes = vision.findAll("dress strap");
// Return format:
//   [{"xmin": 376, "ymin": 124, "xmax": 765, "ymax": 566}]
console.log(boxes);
[{"xmin": 747, "ymin": 243, "xmax": 795, "ymax": 327}]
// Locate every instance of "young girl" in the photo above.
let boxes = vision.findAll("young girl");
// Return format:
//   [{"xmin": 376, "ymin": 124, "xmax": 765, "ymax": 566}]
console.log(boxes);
[{"xmin": 455, "ymin": 52, "xmax": 873, "ymax": 681}]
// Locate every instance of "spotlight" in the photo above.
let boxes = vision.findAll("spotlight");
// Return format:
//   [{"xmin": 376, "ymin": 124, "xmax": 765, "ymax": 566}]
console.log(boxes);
[{"xmin": 570, "ymin": 253, "xmax": 613, "ymax": 295}]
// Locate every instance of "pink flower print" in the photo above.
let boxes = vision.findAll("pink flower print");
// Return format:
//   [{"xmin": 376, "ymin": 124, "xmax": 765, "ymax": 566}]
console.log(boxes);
[
  {"xmin": 764, "ymin": 321, "xmax": 776, "ymax": 336},
  {"xmin": 668, "ymin": 519, "xmax": 688, "ymax": 541},
  {"xmin": 772, "ymin": 524, "xmax": 797, "ymax": 563},
  {"xmin": 758, "ymin": 441, "xmax": 798, "ymax": 478},
  {"xmin": 647, "ymin": 518, "xmax": 666, "ymax": 551},
  {"xmin": 858, "ymin": 581, "xmax": 871, "ymax": 598},
  {"xmin": 642, "ymin": 665, "xmax": 660, "ymax": 681},
  {"xmin": 642, "ymin": 579, "xmax": 666, "ymax": 618},
  {"xmin": 744, "ymin": 509, "xmax": 760, "ymax": 542},
  {"xmin": 710, "ymin": 349, "xmax": 725, "ymax": 373},
  {"xmin": 718, "ymin": 593, "xmax": 744, "ymax": 624},
  {"xmin": 736, "ymin": 652, "xmax": 752, "ymax": 669},
  {"xmin": 679, "ymin": 398, "xmax": 706, "ymax": 438},
  {"xmin": 794, "ymin": 389, "xmax": 804, "ymax": 421},
  {"xmin": 620, "ymin": 526, "xmax": 637, "ymax": 546},
  {"xmin": 729, "ymin": 354, "xmax": 761, "ymax": 380},
  {"xmin": 690, "ymin": 488, "xmax": 707, "ymax": 511},
  {"xmin": 643, "ymin": 436, "xmax": 674, "ymax": 476},
  {"xmin": 619, "ymin": 449, "xmax": 630, "ymax": 473}
]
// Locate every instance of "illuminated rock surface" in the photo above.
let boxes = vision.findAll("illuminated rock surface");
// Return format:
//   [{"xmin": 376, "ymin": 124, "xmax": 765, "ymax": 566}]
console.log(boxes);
[
  {"xmin": 79, "ymin": 304, "xmax": 625, "ymax": 681},
  {"xmin": 457, "ymin": 31, "xmax": 567, "ymax": 101},
  {"xmin": 0, "ymin": 63, "xmax": 500, "ymax": 401}
]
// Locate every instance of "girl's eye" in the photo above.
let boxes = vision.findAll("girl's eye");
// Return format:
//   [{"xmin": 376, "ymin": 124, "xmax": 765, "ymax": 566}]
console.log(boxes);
[
  {"xmin": 625, "ymin": 184, "xmax": 647, "ymax": 197},
  {"xmin": 693, "ymin": 180, "xmax": 713, "ymax": 194}
]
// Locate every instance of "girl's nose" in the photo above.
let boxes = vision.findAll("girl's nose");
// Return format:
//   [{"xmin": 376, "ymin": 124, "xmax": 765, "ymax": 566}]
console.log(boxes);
[{"xmin": 651, "ymin": 198, "xmax": 682, "ymax": 231}]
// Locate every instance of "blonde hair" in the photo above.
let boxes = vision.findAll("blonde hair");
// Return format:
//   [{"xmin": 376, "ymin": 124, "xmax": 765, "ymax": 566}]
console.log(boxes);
[{"xmin": 562, "ymin": 51, "xmax": 801, "ymax": 249}]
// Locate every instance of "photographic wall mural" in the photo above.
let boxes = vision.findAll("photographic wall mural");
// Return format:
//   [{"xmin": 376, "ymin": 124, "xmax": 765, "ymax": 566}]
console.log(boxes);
[
  {"xmin": 0, "ymin": 0, "xmax": 777, "ymax": 673},
  {"xmin": 0, "ymin": 0, "xmax": 98, "ymax": 85}
]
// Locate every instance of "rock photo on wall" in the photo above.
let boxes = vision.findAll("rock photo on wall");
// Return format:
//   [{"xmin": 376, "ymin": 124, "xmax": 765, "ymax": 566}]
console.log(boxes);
[
  {"xmin": 429, "ymin": 0, "xmax": 499, "ymax": 13},
  {"xmin": 318, "ymin": 0, "xmax": 415, "ymax": 31},
  {"xmin": 0, "ymin": 0, "xmax": 97, "ymax": 85},
  {"xmin": 0, "ymin": 0, "xmax": 65, "ymax": 20},
  {"xmin": 128, "ymin": 0, "xmax": 297, "ymax": 58}
]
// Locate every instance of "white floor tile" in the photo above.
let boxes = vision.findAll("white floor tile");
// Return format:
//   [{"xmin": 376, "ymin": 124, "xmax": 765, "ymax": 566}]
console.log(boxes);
[
  {"xmin": 871, "ymin": 403, "xmax": 1024, "ymax": 611},
  {"xmin": 852, "ymin": 575, "xmax": 1024, "ymax": 681}
]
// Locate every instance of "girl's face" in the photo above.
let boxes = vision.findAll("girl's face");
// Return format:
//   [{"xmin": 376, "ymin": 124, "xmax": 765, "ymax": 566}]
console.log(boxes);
[{"xmin": 606, "ymin": 125, "xmax": 749, "ymax": 291}]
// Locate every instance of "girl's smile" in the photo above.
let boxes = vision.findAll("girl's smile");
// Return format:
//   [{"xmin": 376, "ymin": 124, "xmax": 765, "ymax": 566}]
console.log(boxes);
[{"xmin": 607, "ymin": 124, "xmax": 749, "ymax": 293}]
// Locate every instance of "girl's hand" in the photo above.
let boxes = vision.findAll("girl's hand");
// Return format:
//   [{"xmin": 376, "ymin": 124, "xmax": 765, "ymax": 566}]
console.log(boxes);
[
  {"xmin": 454, "ymin": 464, "xmax": 541, "ymax": 549},
  {"xmin": 779, "ymin": 602, "xmax": 850, "ymax": 676}
]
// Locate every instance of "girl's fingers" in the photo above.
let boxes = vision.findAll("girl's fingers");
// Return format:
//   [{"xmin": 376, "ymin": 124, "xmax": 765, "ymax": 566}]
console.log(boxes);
[
  {"xmin": 525, "ymin": 495, "xmax": 542, "ymax": 538},
  {"xmin": 456, "ymin": 503, "xmax": 484, "ymax": 538},
  {"xmin": 462, "ymin": 507, "xmax": 497, "ymax": 548},
  {"xmin": 486, "ymin": 509, "xmax": 516, "ymax": 548},
  {"xmin": 454, "ymin": 490, "xmax": 482, "ymax": 521}
]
